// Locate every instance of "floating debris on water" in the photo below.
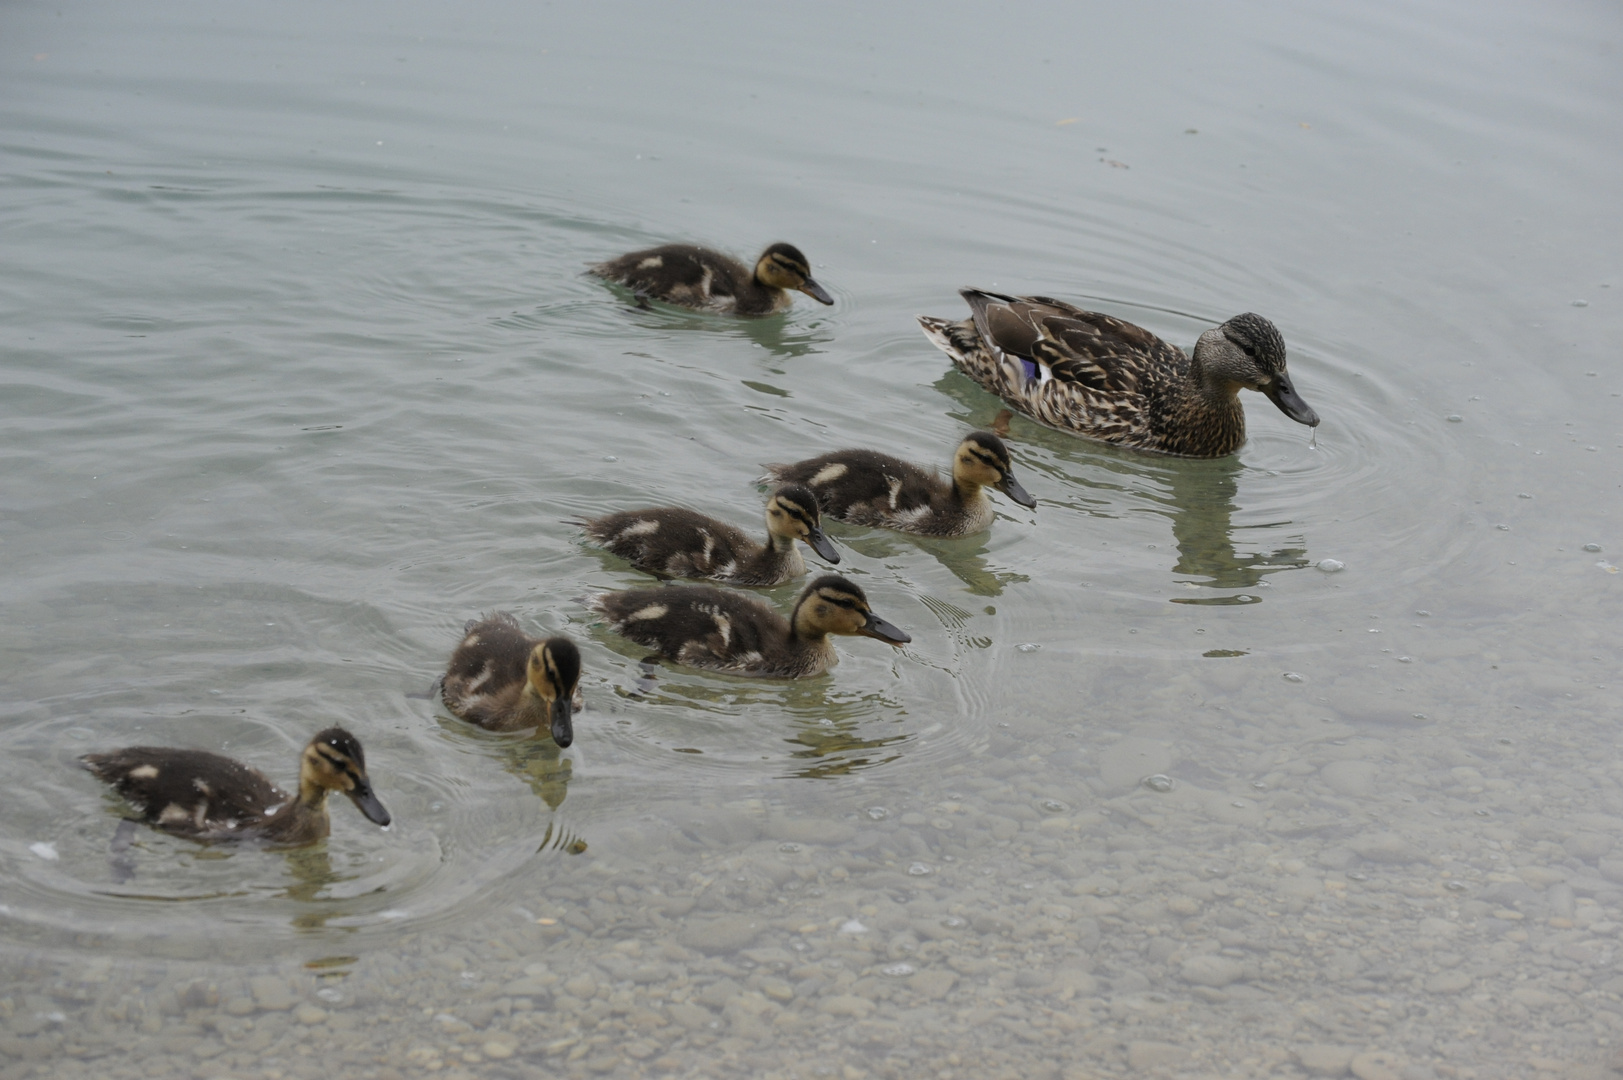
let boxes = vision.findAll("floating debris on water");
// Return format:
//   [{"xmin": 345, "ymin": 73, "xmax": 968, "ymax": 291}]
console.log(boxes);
[
  {"xmin": 1142, "ymin": 774, "xmax": 1174, "ymax": 792},
  {"xmin": 1317, "ymin": 559, "xmax": 1344, "ymax": 572},
  {"xmin": 866, "ymin": 807, "xmax": 889, "ymax": 821},
  {"xmin": 28, "ymin": 842, "xmax": 57, "ymax": 861},
  {"xmin": 1039, "ymin": 799, "xmax": 1070, "ymax": 814},
  {"xmin": 880, "ymin": 962, "xmax": 916, "ymax": 977},
  {"xmin": 907, "ymin": 862, "xmax": 932, "ymax": 876},
  {"xmin": 1447, "ymin": 414, "xmax": 1463, "ymax": 422},
  {"xmin": 1584, "ymin": 543, "xmax": 1602, "ymax": 552},
  {"xmin": 839, "ymin": 919, "xmax": 868, "ymax": 934},
  {"xmin": 1282, "ymin": 672, "xmax": 1305, "ymax": 683},
  {"xmin": 1016, "ymin": 642, "xmax": 1041, "ymax": 652}
]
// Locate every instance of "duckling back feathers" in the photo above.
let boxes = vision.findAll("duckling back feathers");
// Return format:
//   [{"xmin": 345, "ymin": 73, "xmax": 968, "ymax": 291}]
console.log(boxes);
[
  {"xmin": 588, "ymin": 242, "xmax": 832, "ymax": 315},
  {"xmin": 441, "ymin": 615, "xmax": 582, "ymax": 744}
]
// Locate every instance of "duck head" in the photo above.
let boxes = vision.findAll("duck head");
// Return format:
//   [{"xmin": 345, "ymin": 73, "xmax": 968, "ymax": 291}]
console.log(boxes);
[
  {"xmin": 526, "ymin": 637, "xmax": 583, "ymax": 748},
  {"xmin": 1195, "ymin": 313, "xmax": 1319, "ymax": 427},
  {"xmin": 301, "ymin": 727, "xmax": 391, "ymax": 827},
  {"xmin": 952, "ymin": 431, "xmax": 1037, "ymax": 509},
  {"xmin": 765, "ymin": 483, "xmax": 841, "ymax": 564},
  {"xmin": 754, "ymin": 243, "xmax": 834, "ymax": 305},
  {"xmin": 791, "ymin": 574, "xmax": 911, "ymax": 646}
]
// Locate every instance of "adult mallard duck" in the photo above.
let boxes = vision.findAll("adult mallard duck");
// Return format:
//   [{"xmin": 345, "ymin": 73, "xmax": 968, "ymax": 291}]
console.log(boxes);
[
  {"xmin": 80, "ymin": 728, "xmax": 390, "ymax": 846},
  {"xmin": 441, "ymin": 617, "xmax": 582, "ymax": 747},
  {"xmin": 918, "ymin": 289, "xmax": 1319, "ymax": 458},
  {"xmin": 577, "ymin": 484, "xmax": 840, "ymax": 587},
  {"xmin": 588, "ymin": 242, "xmax": 834, "ymax": 315},
  {"xmin": 761, "ymin": 431, "xmax": 1036, "ymax": 538},
  {"xmin": 589, "ymin": 574, "xmax": 910, "ymax": 678}
]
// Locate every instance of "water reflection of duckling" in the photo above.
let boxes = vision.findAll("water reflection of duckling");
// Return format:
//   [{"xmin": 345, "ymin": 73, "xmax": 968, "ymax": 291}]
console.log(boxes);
[
  {"xmin": 588, "ymin": 242, "xmax": 834, "ymax": 315},
  {"xmin": 920, "ymin": 290, "xmax": 1319, "ymax": 457},
  {"xmin": 590, "ymin": 574, "xmax": 910, "ymax": 678},
  {"xmin": 762, "ymin": 431, "xmax": 1036, "ymax": 538},
  {"xmin": 79, "ymin": 728, "xmax": 390, "ymax": 845},
  {"xmin": 576, "ymin": 484, "xmax": 840, "ymax": 587},
  {"xmin": 441, "ymin": 616, "xmax": 582, "ymax": 747}
]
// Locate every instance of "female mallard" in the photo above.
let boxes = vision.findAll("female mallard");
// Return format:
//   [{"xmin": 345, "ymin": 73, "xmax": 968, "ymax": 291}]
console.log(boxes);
[
  {"xmin": 577, "ymin": 484, "xmax": 840, "ymax": 587},
  {"xmin": 590, "ymin": 574, "xmax": 910, "ymax": 678},
  {"xmin": 441, "ymin": 617, "xmax": 582, "ymax": 746},
  {"xmin": 918, "ymin": 289, "xmax": 1319, "ymax": 458},
  {"xmin": 761, "ymin": 431, "xmax": 1036, "ymax": 538},
  {"xmin": 80, "ymin": 728, "xmax": 390, "ymax": 845},
  {"xmin": 588, "ymin": 242, "xmax": 834, "ymax": 315}
]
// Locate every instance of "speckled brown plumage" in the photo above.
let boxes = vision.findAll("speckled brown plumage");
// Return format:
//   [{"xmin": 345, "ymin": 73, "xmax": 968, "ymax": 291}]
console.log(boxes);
[
  {"xmin": 919, "ymin": 290, "xmax": 1319, "ymax": 458},
  {"xmin": 589, "ymin": 574, "xmax": 909, "ymax": 679},
  {"xmin": 79, "ymin": 727, "xmax": 390, "ymax": 845},
  {"xmin": 588, "ymin": 242, "xmax": 833, "ymax": 316},
  {"xmin": 761, "ymin": 432, "xmax": 1037, "ymax": 538}
]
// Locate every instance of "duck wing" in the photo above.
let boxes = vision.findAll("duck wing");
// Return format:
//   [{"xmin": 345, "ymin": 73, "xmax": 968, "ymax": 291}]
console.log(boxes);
[
  {"xmin": 81, "ymin": 747, "xmax": 285, "ymax": 831},
  {"xmin": 961, "ymin": 290, "xmax": 1183, "ymax": 394}
]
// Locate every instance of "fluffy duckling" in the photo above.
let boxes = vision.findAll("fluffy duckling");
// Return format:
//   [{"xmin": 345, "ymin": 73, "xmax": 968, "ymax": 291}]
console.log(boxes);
[
  {"xmin": 761, "ymin": 431, "xmax": 1037, "ymax": 538},
  {"xmin": 577, "ymin": 484, "xmax": 840, "ymax": 587},
  {"xmin": 588, "ymin": 242, "xmax": 834, "ymax": 315},
  {"xmin": 919, "ymin": 289, "xmax": 1319, "ymax": 458},
  {"xmin": 80, "ymin": 727, "xmax": 390, "ymax": 846},
  {"xmin": 441, "ymin": 616, "xmax": 582, "ymax": 746},
  {"xmin": 590, "ymin": 573, "xmax": 910, "ymax": 678}
]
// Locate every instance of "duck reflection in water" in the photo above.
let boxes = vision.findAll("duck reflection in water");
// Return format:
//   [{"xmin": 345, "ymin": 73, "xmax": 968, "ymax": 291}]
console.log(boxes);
[{"xmin": 1159, "ymin": 455, "xmax": 1310, "ymax": 599}]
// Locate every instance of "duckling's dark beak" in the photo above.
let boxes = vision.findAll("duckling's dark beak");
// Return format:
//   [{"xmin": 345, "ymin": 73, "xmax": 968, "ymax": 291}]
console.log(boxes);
[
  {"xmin": 1264, "ymin": 373, "xmax": 1319, "ymax": 427},
  {"xmin": 859, "ymin": 611, "xmax": 911, "ymax": 646},
  {"xmin": 550, "ymin": 694, "xmax": 575, "ymax": 749},
  {"xmin": 805, "ymin": 526, "xmax": 841, "ymax": 565},
  {"xmin": 348, "ymin": 780, "xmax": 391, "ymax": 827},
  {"xmin": 798, "ymin": 278, "xmax": 835, "ymax": 305},
  {"xmin": 997, "ymin": 472, "xmax": 1038, "ymax": 509}
]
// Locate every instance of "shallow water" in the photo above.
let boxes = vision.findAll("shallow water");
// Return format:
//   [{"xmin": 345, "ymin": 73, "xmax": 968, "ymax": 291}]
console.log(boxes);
[{"xmin": 3, "ymin": 0, "xmax": 1621, "ymax": 1077}]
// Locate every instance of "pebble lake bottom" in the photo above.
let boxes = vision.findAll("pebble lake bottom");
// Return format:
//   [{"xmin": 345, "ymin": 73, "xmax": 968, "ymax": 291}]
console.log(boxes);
[{"xmin": 2, "ymin": 0, "xmax": 1622, "ymax": 1077}]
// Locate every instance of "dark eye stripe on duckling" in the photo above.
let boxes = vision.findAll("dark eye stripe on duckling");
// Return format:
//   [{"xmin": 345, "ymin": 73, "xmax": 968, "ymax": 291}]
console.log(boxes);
[{"xmin": 966, "ymin": 448, "xmax": 1006, "ymax": 473}]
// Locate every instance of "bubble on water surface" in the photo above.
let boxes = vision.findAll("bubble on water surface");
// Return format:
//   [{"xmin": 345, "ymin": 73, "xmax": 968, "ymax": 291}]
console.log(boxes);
[
  {"xmin": 1446, "ymin": 414, "xmax": 1463, "ymax": 422},
  {"xmin": 1039, "ymin": 799, "xmax": 1069, "ymax": 814},
  {"xmin": 1316, "ymin": 559, "xmax": 1344, "ymax": 572},
  {"xmin": 316, "ymin": 988, "xmax": 343, "ymax": 1003},
  {"xmin": 778, "ymin": 842, "xmax": 802, "ymax": 853},
  {"xmin": 1016, "ymin": 642, "xmax": 1040, "ymax": 652},
  {"xmin": 941, "ymin": 916, "xmax": 967, "ymax": 929},
  {"xmin": 1572, "ymin": 299, "xmax": 1589, "ymax": 306},
  {"xmin": 907, "ymin": 863, "xmax": 932, "ymax": 877},
  {"xmin": 1282, "ymin": 672, "xmax": 1305, "ymax": 683},
  {"xmin": 880, "ymin": 962, "xmax": 916, "ymax": 977},
  {"xmin": 1142, "ymin": 774, "xmax": 1174, "ymax": 793},
  {"xmin": 29, "ymin": 842, "xmax": 57, "ymax": 861},
  {"xmin": 1584, "ymin": 543, "xmax": 1602, "ymax": 552},
  {"xmin": 866, "ymin": 807, "xmax": 889, "ymax": 821},
  {"xmin": 839, "ymin": 919, "xmax": 867, "ymax": 934}
]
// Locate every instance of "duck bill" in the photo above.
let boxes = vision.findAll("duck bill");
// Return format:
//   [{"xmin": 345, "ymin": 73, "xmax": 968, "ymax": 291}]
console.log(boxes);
[
  {"xmin": 798, "ymin": 278, "xmax": 835, "ymax": 305},
  {"xmin": 550, "ymin": 696, "xmax": 576, "ymax": 749},
  {"xmin": 348, "ymin": 781, "xmax": 392, "ymax": 827},
  {"xmin": 805, "ymin": 526, "xmax": 841, "ymax": 564},
  {"xmin": 997, "ymin": 473, "xmax": 1038, "ymax": 509},
  {"xmin": 1264, "ymin": 374, "xmax": 1320, "ymax": 427},
  {"xmin": 859, "ymin": 612, "xmax": 911, "ymax": 646}
]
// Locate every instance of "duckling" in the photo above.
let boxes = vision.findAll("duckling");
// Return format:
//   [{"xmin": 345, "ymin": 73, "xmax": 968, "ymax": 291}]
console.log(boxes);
[
  {"xmin": 588, "ymin": 242, "xmax": 834, "ymax": 315},
  {"xmin": 589, "ymin": 573, "xmax": 910, "ymax": 678},
  {"xmin": 576, "ymin": 484, "xmax": 840, "ymax": 587},
  {"xmin": 79, "ymin": 727, "xmax": 390, "ymax": 846},
  {"xmin": 441, "ymin": 616, "xmax": 582, "ymax": 746},
  {"xmin": 761, "ymin": 431, "xmax": 1037, "ymax": 538},
  {"xmin": 919, "ymin": 289, "xmax": 1319, "ymax": 458}
]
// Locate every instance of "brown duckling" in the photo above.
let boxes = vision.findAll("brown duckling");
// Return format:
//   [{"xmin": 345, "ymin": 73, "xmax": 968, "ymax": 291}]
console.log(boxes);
[
  {"xmin": 577, "ymin": 484, "xmax": 840, "ymax": 587},
  {"xmin": 589, "ymin": 573, "xmax": 910, "ymax": 678},
  {"xmin": 80, "ymin": 727, "xmax": 390, "ymax": 846},
  {"xmin": 588, "ymin": 242, "xmax": 834, "ymax": 315},
  {"xmin": 919, "ymin": 290, "xmax": 1319, "ymax": 457},
  {"xmin": 761, "ymin": 431, "xmax": 1036, "ymax": 538},
  {"xmin": 441, "ymin": 616, "xmax": 582, "ymax": 746}
]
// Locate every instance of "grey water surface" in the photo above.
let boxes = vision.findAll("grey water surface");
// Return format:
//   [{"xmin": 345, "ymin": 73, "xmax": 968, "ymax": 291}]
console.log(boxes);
[{"xmin": 2, "ymin": 1, "xmax": 1621, "ymax": 1077}]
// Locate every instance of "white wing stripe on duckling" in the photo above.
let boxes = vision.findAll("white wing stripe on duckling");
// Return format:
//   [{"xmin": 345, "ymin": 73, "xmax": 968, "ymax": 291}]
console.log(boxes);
[
  {"xmin": 628, "ymin": 604, "xmax": 668, "ymax": 621},
  {"xmin": 618, "ymin": 519, "xmax": 660, "ymax": 539},
  {"xmin": 810, "ymin": 463, "xmax": 847, "ymax": 486}
]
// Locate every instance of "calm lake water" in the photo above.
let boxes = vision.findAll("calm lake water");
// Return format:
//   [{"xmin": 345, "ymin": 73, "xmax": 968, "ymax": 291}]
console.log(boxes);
[{"xmin": 3, "ymin": 1, "xmax": 1621, "ymax": 1077}]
